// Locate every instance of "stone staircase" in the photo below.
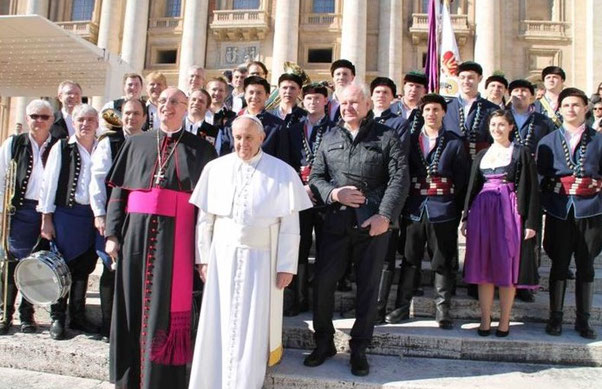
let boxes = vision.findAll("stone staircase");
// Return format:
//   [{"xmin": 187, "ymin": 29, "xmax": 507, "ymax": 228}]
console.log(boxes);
[{"xmin": 0, "ymin": 248, "xmax": 601, "ymax": 388}]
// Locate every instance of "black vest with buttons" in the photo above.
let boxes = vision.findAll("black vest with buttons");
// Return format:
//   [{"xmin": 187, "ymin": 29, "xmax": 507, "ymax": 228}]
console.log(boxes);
[
  {"xmin": 10, "ymin": 133, "xmax": 59, "ymax": 208},
  {"xmin": 55, "ymin": 139, "xmax": 82, "ymax": 208}
]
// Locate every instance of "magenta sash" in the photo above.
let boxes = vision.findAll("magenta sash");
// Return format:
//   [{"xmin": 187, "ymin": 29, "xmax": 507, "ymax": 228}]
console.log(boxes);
[{"xmin": 127, "ymin": 188, "xmax": 195, "ymax": 365}]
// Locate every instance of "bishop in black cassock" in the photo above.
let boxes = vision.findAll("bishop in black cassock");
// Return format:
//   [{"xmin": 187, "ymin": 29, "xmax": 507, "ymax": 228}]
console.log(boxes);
[{"xmin": 105, "ymin": 87, "xmax": 216, "ymax": 389}]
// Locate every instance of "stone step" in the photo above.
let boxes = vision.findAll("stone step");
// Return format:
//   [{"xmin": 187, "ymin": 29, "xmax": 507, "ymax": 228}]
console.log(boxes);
[
  {"xmin": 0, "ymin": 367, "xmax": 112, "ymax": 389},
  {"xmin": 337, "ymin": 287, "xmax": 602, "ymax": 325},
  {"xmin": 266, "ymin": 348, "xmax": 602, "ymax": 389},
  {"xmin": 282, "ymin": 314, "xmax": 602, "ymax": 367}
]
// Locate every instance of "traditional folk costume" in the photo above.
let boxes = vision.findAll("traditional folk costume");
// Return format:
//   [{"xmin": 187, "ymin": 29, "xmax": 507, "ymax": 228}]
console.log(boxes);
[
  {"xmin": 284, "ymin": 114, "xmax": 333, "ymax": 315},
  {"xmin": 38, "ymin": 136, "xmax": 100, "ymax": 336},
  {"xmin": 463, "ymin": 144, "xmax": 540, "ymax": 288},
  {"xmin": 389, "ymin": 125, "xmax": 469, "ymax": 327},
  {"xmin": 0, "ymin": 133, "xmax": 58, "ymax": 331},
  {"xmin": 443, "ymin": 95, "xmax": 499, "ymax": 160},
  {"xmin": 188, "ymin": 151, "xmax": 311, "ymax": 389},
  {"xmin": 268, "ymin": 105, "xmax": 307, "ymax": 129},
  {"xmin": 534, "ymin": 96, "xmax": 563, "ymax": 129},
  {"xmin": 89, "ymin": 128, "xmax": 128, "ymax": 340},
  {"xmin": 511, "ymin": 108, "xmax": 556, "ymax": 156},
  {"xmin": 106, "ymin": 129, "xmax": 216, "ymax": 389},
  {"xmin": 184, "ymin": 116, "xmax": 219, "ymax": 148},
  {"xmin": 537, "ymin": 125, "xmax": 602, "ymax": 338}
]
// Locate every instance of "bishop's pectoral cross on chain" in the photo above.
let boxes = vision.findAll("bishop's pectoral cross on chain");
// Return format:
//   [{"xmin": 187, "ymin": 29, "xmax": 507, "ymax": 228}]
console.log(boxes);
[{"xmin": 154, "ymin": 168, "xmax": 166, "ymax": 186}]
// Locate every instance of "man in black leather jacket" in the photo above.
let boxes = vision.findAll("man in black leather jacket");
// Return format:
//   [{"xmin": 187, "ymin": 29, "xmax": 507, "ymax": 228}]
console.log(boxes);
[{"xmin": 305, "ymin": 83, "xmax": 409, "ymax": 376}]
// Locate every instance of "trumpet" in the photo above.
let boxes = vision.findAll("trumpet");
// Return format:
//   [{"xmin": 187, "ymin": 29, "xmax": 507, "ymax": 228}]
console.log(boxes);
[{"xmin": 1, "ymin": 160, "xmax": 17, "ymax": 322}]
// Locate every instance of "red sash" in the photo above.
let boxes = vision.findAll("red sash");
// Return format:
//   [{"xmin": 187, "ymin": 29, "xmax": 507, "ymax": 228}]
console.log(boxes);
[
  {"xmin": 553, "ymin": 176, "xmax": 602, "ymax": 197},
  {"xmin": 411, "ymin": 176, "xmax": 455, "ymax": 196}
]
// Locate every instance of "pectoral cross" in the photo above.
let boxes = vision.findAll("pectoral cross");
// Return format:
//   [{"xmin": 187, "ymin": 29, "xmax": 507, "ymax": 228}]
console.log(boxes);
[{"xmin": 154, "ymin": 169, "xmax": 165, "ymax": 185}]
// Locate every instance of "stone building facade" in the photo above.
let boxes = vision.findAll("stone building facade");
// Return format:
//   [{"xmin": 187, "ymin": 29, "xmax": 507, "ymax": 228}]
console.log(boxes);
[{"xmin": 1, "ymin": 0, "xmax": 601, "ymax": 139}]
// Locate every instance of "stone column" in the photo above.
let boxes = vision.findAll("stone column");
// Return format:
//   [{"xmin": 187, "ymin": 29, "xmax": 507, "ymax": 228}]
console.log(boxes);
[
  {"xmin": 586, "ymin": 0, "xmax": 602, "ymax": 95},
  {"xmin": 26, "ymin": 0, "xmax": 48, "ymax": 16},
  {"xmin": 474, "ymin": 0, "xmax": 500, "ymax": 88},
  {"xmin": 340, "ymin": 0, "xmax": 367, "ymax": 81},
  {"xmin": 381, "ymin": 0, "xmax": 403, "ymax": 87},
  {"xmin": 178, "ymin": 0, "xmax": 210, "ymax": 90},
  {"xmin": 270, "ymin": 0, "xmax": 300, "ymax": 86},
  {"xmin": 93, "ymin": 0, "xmax": 124, "ymax": 109},
  {"xmin": 121, "ymin": 0, "xmax": 150, "ymax": 72}
]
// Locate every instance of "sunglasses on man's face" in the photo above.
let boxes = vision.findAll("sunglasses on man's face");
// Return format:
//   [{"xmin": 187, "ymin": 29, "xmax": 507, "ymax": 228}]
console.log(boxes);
[
  {"xmin": 29, "ymin": 114, "xmax": 51, "ymax": 121},
  {"xmin": 593, "ymin": 107, "xmax": 602, "ymax": 111}
]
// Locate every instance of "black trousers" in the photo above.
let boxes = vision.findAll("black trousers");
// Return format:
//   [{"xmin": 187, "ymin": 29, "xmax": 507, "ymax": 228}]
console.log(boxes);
[
  {"xmin": 312, "ymin": 208, "xmax": 390, "ymax": 351},
  {"xmin": 404, "ymin": 214, "xmax": 458, "ymax": 274},
  {"xmin": 544, "ymin": 210, "xmax": 602, "ymax": 283},
  {"xmin": 299, "ymin": 207, "xmax": 324, "ymax": 265}
]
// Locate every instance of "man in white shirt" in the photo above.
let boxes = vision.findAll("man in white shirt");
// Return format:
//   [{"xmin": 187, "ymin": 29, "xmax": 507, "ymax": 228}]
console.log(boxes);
[
  {"xmin": 90, "ymin": 98, "xmax": 146, "ymax": 341},
  {"xmin": 0, "ymin": 100, "xmax": 59, "ymax": 335},
  {"xmin": 100, "ymin": 73, "xmax": 144, "ymax": 133},
  {"xmin": 229, "ymin": 65, "xmax": 248, "ymax": 113},
  {"xmin": 38, "ymin": 104, "xmax": 100, "ymax": 340},
  {"xmin": 144, "ymin": 72, "xmax": 167, "ymax": 131},
  {"xmin": 51, "ymin": 80, "xmax": 83, "ymax": 139},
  {"xmin": 205, "ymin": 77, "xmax": 236, "ymax": 129},
  {"xmin": 327, "ymin": 59, "xmax": 356, "ymax": 122},
  {"xmin": 185, "ymin": 89, "xmax": 219, "ymax": 146}
]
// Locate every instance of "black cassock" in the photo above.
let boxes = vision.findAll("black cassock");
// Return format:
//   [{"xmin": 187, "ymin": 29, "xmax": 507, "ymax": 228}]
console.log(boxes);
[{"xmin": 105, "ymin": 129, "xmax": 216, "ymax": 389}]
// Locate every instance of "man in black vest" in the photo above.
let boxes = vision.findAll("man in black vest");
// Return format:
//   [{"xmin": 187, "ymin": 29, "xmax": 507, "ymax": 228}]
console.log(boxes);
[
  {"xmin": 90, "ymin": 98, "xmax": 146, "ymax": 341},
  {"xmin": 0, "ymin": 100, "xmax": 59, "ymax": 335},
  {"xmin": 51, "ymin": 80, "xmax": 83, "ymax": 139},
  {"xmin": 184, "ymin": 89, "xmax": 219, "ymax": 147},
  {"xmin": 38, "ymin": 104, "xmax": 100, "ymax": 340},
  {"xmin": 100, "ymin": 73, "xmax": 144, "ymax": 133}
]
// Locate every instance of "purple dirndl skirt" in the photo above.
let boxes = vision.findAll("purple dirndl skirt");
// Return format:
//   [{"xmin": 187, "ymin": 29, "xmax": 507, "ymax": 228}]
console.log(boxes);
[{"xmin": 464, "ymin": 174, "xmax": 524, "ymax": 287}]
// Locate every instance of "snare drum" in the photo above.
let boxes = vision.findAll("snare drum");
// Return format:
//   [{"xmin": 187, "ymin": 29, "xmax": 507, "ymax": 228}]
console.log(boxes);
[{"xmin": 14, "ymin": 250, "xmax": 72, "ymax": 305}]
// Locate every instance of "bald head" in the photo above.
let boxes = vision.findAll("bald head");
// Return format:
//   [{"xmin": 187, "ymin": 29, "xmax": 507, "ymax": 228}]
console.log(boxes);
[
  {"xmin": 158, "ymin": 87, "xmax": 188, "ymax": 132},
  {"xmin": 340, "ymin": 83, "xmax": 371, "ymax": 129}
]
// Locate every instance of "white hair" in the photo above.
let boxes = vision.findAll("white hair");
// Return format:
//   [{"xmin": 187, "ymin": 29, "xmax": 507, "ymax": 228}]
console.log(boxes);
[
  {"xmin": 232, "ymin": 114, "xmax": 265, "ymax": 134},
  {"xmin": 26, "ymin": 99, "xmax": 54, "ymax": 115},
  {"xmin": 72, "ymin": 104, "xmax": 98, "ymax": 119}
]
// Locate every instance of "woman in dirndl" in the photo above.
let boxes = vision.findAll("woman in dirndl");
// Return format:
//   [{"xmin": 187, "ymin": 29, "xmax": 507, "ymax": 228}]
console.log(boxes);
[{"xmin": 461, "ymin": 109, "xmax": 541, "ymax": 337}]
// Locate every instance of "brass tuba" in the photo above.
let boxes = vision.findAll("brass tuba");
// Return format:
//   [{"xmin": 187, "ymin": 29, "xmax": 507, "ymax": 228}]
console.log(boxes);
[
  {"xmin": 101, "ymin": 108, "xmax": 123, "ymax": 130},
  {"xmin": 265, "ymin": 61, "xmax": 313, "ymax": 111},
  {"xmin": 1, "ymin": 160, "xmax": 16, "ymax": 322}
]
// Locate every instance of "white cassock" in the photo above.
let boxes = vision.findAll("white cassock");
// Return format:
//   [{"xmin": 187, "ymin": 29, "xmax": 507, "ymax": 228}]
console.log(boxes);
[{"xmin": 188, "ymin": 150, "xmax": 312, "ymax": 389}]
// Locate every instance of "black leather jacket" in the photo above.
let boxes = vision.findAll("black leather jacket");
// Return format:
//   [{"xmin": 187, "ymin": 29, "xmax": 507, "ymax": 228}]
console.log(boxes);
[{"xmin": 309, "ymin": 117, "xmax": 410, "ymax": 227}]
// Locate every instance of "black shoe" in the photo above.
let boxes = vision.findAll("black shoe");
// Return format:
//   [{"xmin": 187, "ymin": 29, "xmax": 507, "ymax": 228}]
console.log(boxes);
[
  {"xmin": 303, "ymin": 343, "xmax": 337, "ymax": 367},
  {"xmin": 438, "ymin": 319, "xmax": 453, "ymax": 330},
  {"xmin": 385, "ymin": 307, "xmax": 409, "ymax": 324},
  {"xmin": 545, "ymin": 312, "xmax": 563, "ymax": 336},
  {"xmin": 575, "ymin": 322, "xmax": 597, "ymax": 339},
  {"xmin": 350, "ymin": 351, "xmax": 369, "ymax": 376},
  {"xmin": 477, "ymin": 328, "xmax": 491, "ymax": 337},
  {"xmin": 337, "ymin": 278, "xmax": 352, "ymax": 292},
  {"xmin": 516, "ymin": 289, "xmax": 535, "ymax": 303},
  {"xmin": 20, "ymin": 321, "xmax": 37, "ymax": 333},
  {"xmin": 495, "ymin": 329, "xmax": 510, "ymax": 337},
  {"xmin": 49, "ymin": 319, "xmax": 65, "ymax": 340},
  {"xmin": 0, "ymin": 321, "xmax": 11, "ymax": 335}
]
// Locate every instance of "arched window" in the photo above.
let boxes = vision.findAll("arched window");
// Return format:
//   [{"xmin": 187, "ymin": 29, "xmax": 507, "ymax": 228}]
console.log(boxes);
[
  {"xmin": 313, "ymin": 0, "xmax": 335, "ymax": 13},
  {"xmin": 71, "ymin": 0, "xmax": 94, "ymax": 21},
  {"xmin": 165, "ymin": 0, "xmax": 182, "ymax": 17},
  {"xmin": 233, "ymin": 0, "xmax": 260, "ymax": 9}
]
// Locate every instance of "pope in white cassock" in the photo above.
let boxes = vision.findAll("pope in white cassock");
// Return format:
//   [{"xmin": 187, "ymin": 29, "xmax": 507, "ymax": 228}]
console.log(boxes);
[{"xmin": 188, "ymin": 115, "xmax": 312, "ymax": 389}]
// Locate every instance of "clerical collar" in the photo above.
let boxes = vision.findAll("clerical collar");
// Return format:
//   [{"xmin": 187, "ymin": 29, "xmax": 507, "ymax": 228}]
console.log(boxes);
[{"xmin": 161, "ymin": 127, "xmax": 183, "ymax": 138}]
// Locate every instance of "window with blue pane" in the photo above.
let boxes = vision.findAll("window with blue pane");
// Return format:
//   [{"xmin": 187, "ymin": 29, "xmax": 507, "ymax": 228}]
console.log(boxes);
[
  {"xmin": 165, "ymin": 0, "xmax": 182, "ymax": 17},
  {"xmin": 313, "ymin": 0, "xmax": 335, "ymax": 13},
  {"xmin": 233, "ymin": 0, "xmax": 259, "ymax": 9},
  {"xmin": 71, "ymin": 0, "xmax": 95, "ymax": 21}
]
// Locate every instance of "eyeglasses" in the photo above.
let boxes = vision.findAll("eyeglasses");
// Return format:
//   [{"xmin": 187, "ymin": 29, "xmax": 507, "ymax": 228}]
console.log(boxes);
[
  {"xmin": 158, "ymin": 98, "xmax": 187, "ymax": 106},
  {"xmin": 29, "ymin": 114, "xmax": 51, "ymax": 121},
  {"xmin": 594, "ymin": 107, "xmax": 602, "ymax": 111}
]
